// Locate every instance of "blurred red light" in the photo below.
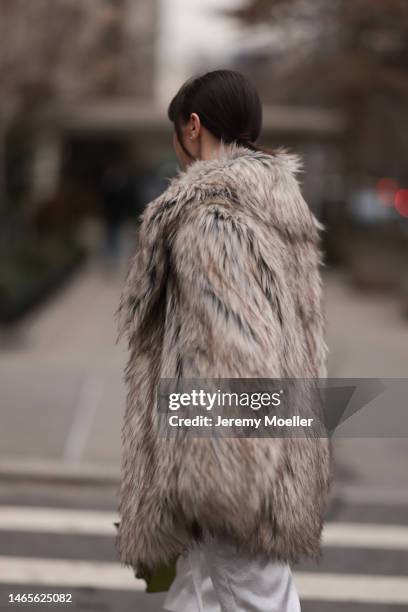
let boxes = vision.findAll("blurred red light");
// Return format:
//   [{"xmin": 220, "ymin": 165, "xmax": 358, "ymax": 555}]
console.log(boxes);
[
  {"xmin": 394, "ymin": 190, "xmax": 408, "ymax": 217},
  {"xmin": 376, "ymin": 178, "xmax": 399, "ymax": 206}
]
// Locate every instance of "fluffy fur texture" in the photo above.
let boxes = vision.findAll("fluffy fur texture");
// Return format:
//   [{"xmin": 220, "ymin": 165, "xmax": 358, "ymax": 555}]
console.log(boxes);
[{"xmin": 114, "ymin": 142, "xmax": 331, "ymax": 573}]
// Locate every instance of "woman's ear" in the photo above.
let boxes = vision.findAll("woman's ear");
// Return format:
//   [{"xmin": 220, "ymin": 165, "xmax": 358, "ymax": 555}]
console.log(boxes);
[{"xmin": 189, "ymin": 112, "xmax": 201, "ymax": 141}]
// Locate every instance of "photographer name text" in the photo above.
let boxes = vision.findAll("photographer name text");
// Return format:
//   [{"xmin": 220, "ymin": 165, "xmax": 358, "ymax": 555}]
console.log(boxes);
[{"xmin": 167, "ymin": 415, "xmax": 314, "ymax": 429}]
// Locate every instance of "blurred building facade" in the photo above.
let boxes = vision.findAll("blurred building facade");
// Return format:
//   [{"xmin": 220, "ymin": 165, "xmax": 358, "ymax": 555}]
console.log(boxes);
[
  {"xmin": 3, "ymin": 0, "xmax": 159, "ymax": 227},
  {"xmin": 5, "ymin": 0, "xmax": 354, "ymax": 246}
]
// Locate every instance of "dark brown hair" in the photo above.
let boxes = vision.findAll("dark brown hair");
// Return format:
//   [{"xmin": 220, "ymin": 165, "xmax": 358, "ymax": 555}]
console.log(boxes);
[{"xmin": 168, "ymin": 69, "xmax": 271, "ymax": 160}]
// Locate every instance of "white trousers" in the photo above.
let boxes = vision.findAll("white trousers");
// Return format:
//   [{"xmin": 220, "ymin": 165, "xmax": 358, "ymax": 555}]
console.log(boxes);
[{"xmin": 163, "ymin": 536, "xmax": 301, "ymax": 612}]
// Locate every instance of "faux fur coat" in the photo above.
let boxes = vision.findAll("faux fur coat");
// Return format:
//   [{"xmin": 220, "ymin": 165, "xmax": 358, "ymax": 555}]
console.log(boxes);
[{"xmin": 114, "ymin": 142, "xmax": 331, "ymax": 574}]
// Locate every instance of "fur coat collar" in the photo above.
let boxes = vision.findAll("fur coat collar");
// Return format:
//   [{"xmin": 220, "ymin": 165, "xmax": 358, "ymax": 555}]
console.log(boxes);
[{"xmin": 115, "ymin": 142, "xmax": 331, "ymax": 573}]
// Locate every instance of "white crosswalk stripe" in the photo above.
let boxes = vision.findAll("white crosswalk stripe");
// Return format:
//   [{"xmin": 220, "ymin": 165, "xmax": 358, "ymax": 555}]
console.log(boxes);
[
  {"xmin": 0, "ymin": 556, "xmax": 145, "ymax": 591},
  {"xmin": 0, "ymin": 556, "xmax": 408, "ymax": 604},
  {"xmin": 295, "ymin": 572, "xmax": 408, "ymax": 605},
  {"xmin": 322, "ymin": 522, "xmax": 408, "ymax": 550},
  {"xmin": 1, "ymin": 506, "xmax": 408, "ymax": 550},
  {"xmin": 0, "ymin": 506, "xmax": 117, "ymax": 535}
]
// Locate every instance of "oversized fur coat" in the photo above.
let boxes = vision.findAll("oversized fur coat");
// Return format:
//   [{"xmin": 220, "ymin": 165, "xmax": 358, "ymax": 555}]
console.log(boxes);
[{"xmin": 114, "ymin": 142, "xmax": 331, "ymax": 573}]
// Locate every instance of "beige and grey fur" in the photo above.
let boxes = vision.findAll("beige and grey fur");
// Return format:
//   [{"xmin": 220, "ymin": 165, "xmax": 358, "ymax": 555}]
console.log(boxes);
[{"xmin": 115, "ymin": 142, "xmax": 331, "ymax": 574}]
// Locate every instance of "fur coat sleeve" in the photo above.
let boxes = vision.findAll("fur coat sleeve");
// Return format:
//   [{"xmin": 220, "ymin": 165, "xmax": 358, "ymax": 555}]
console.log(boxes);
[{"xmin": 114, "ymin": 144, "xmax": 331, "ymax": 573}]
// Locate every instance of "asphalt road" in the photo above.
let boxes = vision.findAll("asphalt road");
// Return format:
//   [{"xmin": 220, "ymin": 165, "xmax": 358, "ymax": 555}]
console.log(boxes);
[{"xmin": 0, "ymin": 479, "xmax": 407, "ymax": 612}]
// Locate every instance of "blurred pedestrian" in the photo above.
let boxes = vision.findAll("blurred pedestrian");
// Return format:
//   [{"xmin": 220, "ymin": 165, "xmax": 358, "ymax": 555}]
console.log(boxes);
[{"xmin": 115, "ymin": 70, "xmax": 331, "ymax": 612}]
